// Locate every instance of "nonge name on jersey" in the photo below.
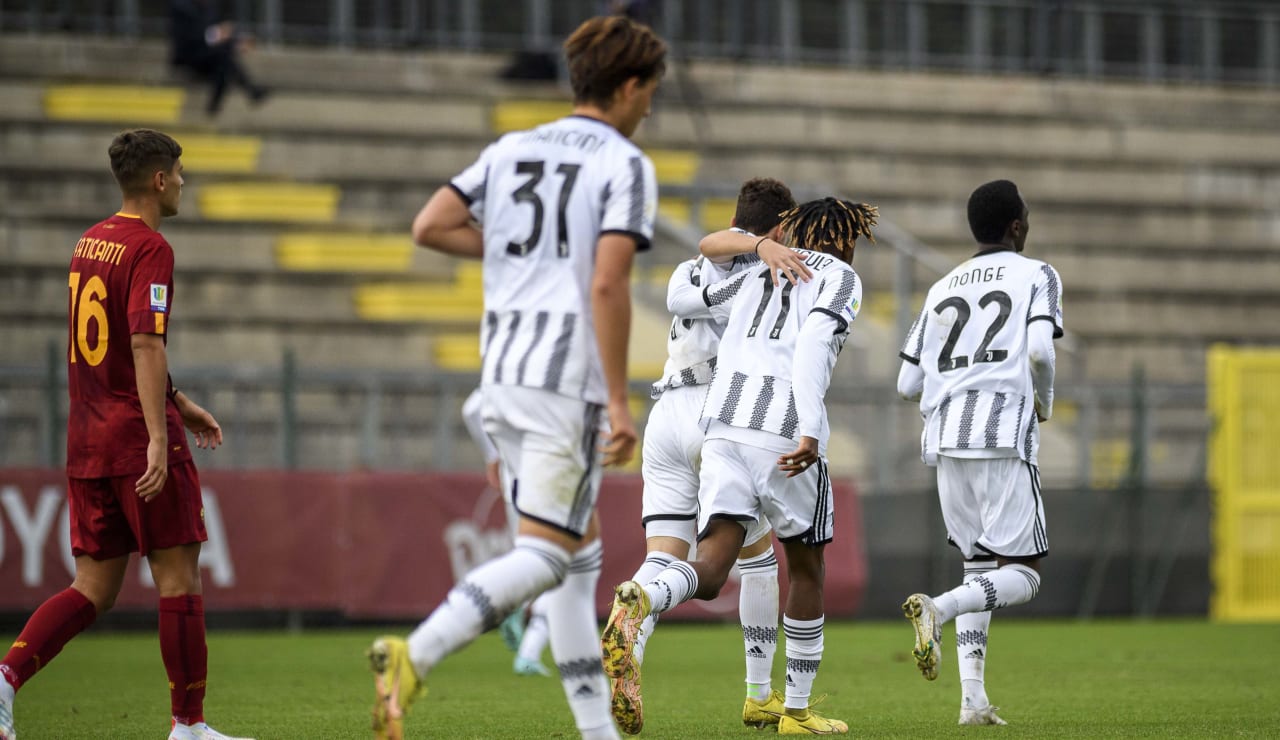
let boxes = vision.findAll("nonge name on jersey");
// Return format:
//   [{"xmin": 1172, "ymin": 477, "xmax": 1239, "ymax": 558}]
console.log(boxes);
[{"xmin": 948, "ymin": 265, "xmax": 1007, "ymax": 289}]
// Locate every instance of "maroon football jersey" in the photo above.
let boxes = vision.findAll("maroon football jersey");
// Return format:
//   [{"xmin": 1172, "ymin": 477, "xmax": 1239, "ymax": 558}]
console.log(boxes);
[{"xmin": 66, "ymin": 213, "xmax": 192, "ymax": 478}]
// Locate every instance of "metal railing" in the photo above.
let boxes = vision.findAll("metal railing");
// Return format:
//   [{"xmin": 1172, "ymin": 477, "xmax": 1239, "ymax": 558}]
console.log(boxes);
[
  {"xmin": 0, "ymin": 343, "xmax": 1207, "ymax": 495},
  {"xmin": 3, "ymin": 0, "xmax": 1278, "ymax": 87}
]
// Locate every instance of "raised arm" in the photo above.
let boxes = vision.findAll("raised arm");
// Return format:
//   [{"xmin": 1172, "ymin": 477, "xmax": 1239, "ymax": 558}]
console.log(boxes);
[{"xmin": 699, "ymin": 230, "xmax": 812, "ymax": 286}]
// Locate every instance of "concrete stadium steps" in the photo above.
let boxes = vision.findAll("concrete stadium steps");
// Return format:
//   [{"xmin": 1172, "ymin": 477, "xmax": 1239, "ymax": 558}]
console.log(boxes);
[
  {"xmin": 6, "ymin": 265, "xmax": 369, "ymax": 325},
  {"xmin": 10, "ymin": 34, "xmax": 1280, "ymax": 132},
  {"xmin": 1, "ymin": 317, "xmax": 439, "ymax": 373},
  {"xmin": 10, "ymin": 164, "xmax": 1276, "ymax": 259},
  {"xmin": 8, "ymin": 119, "xmax": 1280, "ymax": 236},
  {"xmin": 852, "ymin": 244, "xmax": 1280, "ymax": 299},
  {"xmin": 695, "ymin": 148, "xmax": 1280, "ymax": 214},
  {"xmin": 4, "ymin": 219, "xmax": 458, "ymax": 279}
]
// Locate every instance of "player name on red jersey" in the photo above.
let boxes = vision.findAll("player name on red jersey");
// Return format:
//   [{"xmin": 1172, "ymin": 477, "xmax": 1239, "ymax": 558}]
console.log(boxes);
[{"xmin": 72, "ymin": 236, "xmax": 129, "ymax": 266}]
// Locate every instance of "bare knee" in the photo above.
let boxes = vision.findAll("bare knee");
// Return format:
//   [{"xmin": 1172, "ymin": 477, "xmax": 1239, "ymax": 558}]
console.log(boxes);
[
  {"xmin": 71, "ymin": 554, "xmax": 129, "ymax": 615},
  {"xmin": 148, "ymin": 543, "xmax": 203, "ymax": 597},
  {"xmin": 71, "ymin": 582, "xmax": 118, "ymax": 614}
]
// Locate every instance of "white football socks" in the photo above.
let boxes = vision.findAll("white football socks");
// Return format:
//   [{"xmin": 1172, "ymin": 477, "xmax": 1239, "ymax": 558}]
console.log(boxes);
[
  {"xmin": 546, "ymin": 540, "xmax": 617, "ymax": 740},
  {"xmin": 642, "ymin": 560, "xmax": 699, "ymax": 616},
  {"xmin": 517, "ymin": 592, "xmax": 552, "ymax": 664},
  {"xmin": 738, "ymin": 550, "xmax": 780, "ymax": 701},
  {"xmin": 407, "ymin": 535, "xmax": 569, "ymax": 677},
  {"xmin": 935, "ymin": 562, "xmax": 1041, "ymax": 624},
  {"xmin": 630, "ymin": 551, "xmax": 676, "ymax": 665},
  {"xmin": 781, "ymin": 615, "xmax": 824, "ymax": 711},
  {"xmin": 955, "ymin": 560, "xmax": 995, "ymax": 710}
]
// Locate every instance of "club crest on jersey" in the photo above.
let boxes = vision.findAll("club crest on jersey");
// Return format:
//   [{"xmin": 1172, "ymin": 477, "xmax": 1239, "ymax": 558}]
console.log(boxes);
[{"xmin": 150, "ymin": 284, "xmax": 168, "ymax": 312}]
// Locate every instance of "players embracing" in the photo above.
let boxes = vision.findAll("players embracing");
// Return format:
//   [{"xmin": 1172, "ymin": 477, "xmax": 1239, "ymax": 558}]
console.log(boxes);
[{"xmin": 604, "ymin": 198, "xmax": 878, "ymax": 735}]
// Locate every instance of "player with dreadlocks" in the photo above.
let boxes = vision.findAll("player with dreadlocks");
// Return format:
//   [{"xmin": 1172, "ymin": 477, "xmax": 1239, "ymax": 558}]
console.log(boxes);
[{"xmin": 603, "ymin": 196, "xmax": 875, "ymax": 735}]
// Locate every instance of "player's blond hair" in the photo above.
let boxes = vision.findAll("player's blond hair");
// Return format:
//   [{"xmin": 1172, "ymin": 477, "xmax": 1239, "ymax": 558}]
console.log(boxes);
[{"xmin": 780, "ymin": 197, "xmax": 878, "ymax": 264}]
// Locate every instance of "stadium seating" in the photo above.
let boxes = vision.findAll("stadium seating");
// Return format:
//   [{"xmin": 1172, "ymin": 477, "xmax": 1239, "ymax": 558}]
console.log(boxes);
[{"xmin": 2, "ymin": 32, "xmax": 1276, "ymax": 480}]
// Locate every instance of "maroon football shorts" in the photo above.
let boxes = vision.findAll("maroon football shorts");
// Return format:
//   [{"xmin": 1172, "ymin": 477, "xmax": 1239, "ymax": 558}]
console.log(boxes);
[{"xmin": 68, "ymin": 461, "xmax": 208, "ymax": 560}]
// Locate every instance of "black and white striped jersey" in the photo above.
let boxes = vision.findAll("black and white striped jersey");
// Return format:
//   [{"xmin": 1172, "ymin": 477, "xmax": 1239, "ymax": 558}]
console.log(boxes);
[
  {"xmin": 451, "ymin": 115, "xmax": 657, "ymax": 404},
  {"xmin": 899, "ymin": 250, "xmax": 1064, "ymax": 464},
  {"xmin": 650, "ymin": 249, "xmax": 761, "ymax": 399},
  {"xmin": 671, "ymin": 249, "xmax": 862, "ymax": 454}
]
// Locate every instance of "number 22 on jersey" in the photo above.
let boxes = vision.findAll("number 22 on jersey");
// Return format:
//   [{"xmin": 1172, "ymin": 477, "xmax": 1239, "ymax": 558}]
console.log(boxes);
[
  {"xmin": 933, "ymin": 290, "xmax": 1011, "ymax": 373},
  {"xmin": 68, "ymin": 271, "xmax": 108, "ymax": 366}
]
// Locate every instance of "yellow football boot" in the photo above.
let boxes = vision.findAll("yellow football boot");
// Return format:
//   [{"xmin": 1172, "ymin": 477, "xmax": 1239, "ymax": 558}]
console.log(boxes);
[{"xmin": 367, "ymin": 636, "xmax": 425, "ymax": 740}]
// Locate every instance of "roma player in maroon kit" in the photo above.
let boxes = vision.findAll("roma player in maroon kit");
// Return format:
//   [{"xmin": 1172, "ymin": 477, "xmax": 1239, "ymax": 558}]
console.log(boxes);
[{"xmin": 0, "ymin": 130, "xmax": 251, "ymax": 740}]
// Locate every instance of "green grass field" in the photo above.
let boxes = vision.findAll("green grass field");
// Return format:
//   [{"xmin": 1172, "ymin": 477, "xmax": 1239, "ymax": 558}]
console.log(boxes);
[{"xmin": 10, "ymin": 620, "xmax": 1280, "ymax": 738}]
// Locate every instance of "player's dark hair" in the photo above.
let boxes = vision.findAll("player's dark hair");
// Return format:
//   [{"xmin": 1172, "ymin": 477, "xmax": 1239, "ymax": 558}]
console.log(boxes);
[
  {"xmin": 109, "ymin": 129, "xmax": 182, "ymax": 195},
  {"xmin": 733, "ymin": 177, "xmax": 796, "ymax": 236},
  {"xmin": 779, "ymin": 197, "xmax": 878, "ymax": 264},
  {"xmin": 564, "ymin": 15, "xmax": 667, "ymax": 109},
  {"xmin": 967, "ymin": 179, "xmax": 1024, "ymax": 244}
]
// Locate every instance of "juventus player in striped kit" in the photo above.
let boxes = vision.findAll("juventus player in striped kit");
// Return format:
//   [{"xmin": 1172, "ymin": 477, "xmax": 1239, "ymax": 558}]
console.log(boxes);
[
  {"xmin": 366, "ymin": 16, "xmax": 665, "ymax": 740},
  {"xmin": 897, "ymin": 180, "xmax": 1063, "ymax": 726},
  {"xmin": 604, "ymin": 198, "xmax": 878, "ymax": 736},
  {"xmin": 609, "ymin": 178, "xmax": 796, "ymax": 735}
]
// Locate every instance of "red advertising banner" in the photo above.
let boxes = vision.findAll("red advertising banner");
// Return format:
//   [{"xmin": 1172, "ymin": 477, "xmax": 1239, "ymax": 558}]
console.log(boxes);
[{"xmin": 0, "ymin": 469, "xmax": 866, "ymax": 620}]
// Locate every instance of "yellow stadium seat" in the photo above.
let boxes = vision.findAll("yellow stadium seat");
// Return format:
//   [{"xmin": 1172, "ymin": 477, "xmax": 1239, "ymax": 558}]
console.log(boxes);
[
  {"xmin": 44, "ymin": 85, "xmax": 184, "ymax": 124},
  {"xmin": 659, "ymin": 197, "xmax": 738, "ymax": 232},
  {"xmin": 175, "ymin": 133, "xmax": 262, "ymax": 174},
  {"xmin": 491, "ymin": 100, "xmax": 571, "ymax": 134},
  {"xmin": 646, "ymin": 149, "xmax": 700, "ymax": 185},
  {"xmin": 276, "ymin": 233, "xmax": 414, "ymax": 272},
  {"xmin": 432, "ymin": 333, "xmax": 481, "ymax": 371},
  {"xmin": 198, "ymin": 183, "xmax": 340, "ymax": 223},
  {"xmin": 354, "ymin": 282, "xmax": 484, "ymax": 323}
]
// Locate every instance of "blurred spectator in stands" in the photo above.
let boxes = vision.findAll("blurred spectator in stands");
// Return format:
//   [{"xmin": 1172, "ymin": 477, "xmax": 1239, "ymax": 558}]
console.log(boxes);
[
  {"xmin": 169, "ymin": 0, "xmax": 268, "ymax": 116},
  {"xmin": 500, "ymin": 2, "xmax": 662, "ymax": 83},
  {"xmin": 609, "ymin": 0, "xmax": 660, "ymax": 27}
]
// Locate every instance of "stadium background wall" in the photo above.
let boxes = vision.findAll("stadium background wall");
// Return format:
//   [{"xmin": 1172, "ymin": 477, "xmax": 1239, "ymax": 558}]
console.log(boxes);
[{"xmin": 0, "ymin": 470, "xmax": 1210, "ymax": 622}]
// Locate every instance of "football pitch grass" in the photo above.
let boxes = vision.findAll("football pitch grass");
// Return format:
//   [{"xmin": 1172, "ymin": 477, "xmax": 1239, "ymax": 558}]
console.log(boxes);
[{"xmin": 11, "ymin": 619, "xmax": 1279, "ymax": 738}]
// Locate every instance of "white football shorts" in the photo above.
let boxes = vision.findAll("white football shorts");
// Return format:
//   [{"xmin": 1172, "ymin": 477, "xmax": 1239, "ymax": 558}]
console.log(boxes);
[
  {"xmin": 697, "ymin": 438, "xmax": 830, "ymax": 547},
  {"xmin": 640, "ymin": 384, "xmax": 706, "ymax": 542},
  {"xmin": 481, "ymin": 385, "xmax": 603, "ymax": 539},
  {"xmin": 936, "ymin": 455, "xmax": 1048, "ymax": 560}
]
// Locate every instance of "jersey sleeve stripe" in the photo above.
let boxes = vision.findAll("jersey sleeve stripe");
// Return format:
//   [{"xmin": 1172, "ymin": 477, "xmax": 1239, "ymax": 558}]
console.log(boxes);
[
  {"xmin": 809, "ymin": 307, "xmax": 849, "ymax": 335},
  {"xmin": 1027, "ymin": 315, "xmax": 1064, "ymax": 338},
  {"xmin": 824, "ymin": 271, "xmax": 858, "ymax": 314},
  {"xmin": 626, "ymin": 156, "xmax": 645, "ymax": 233},
  {"xmin": 898, "ymin": 350, "xmax": 920, "ymax": 365},
  {"xmin": 599, "ymin": 228, "xmax": 651, "ymax": 251},
  {"xmin": 447, "ymin": 182, "xmax": 472, "ymax": 205}
]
